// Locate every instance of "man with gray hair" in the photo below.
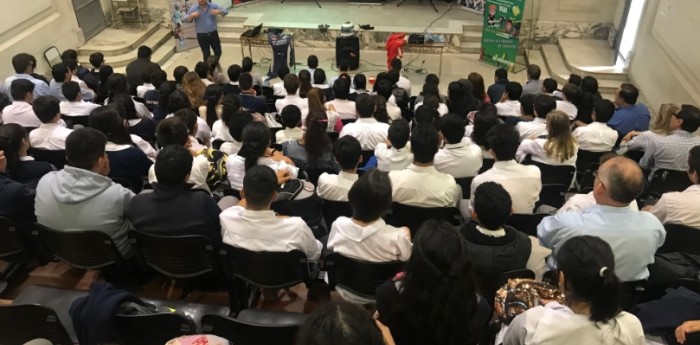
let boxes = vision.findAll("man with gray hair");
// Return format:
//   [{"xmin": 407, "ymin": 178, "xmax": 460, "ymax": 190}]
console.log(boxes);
[{"xmin": 537, "ymin": 156, "xmax": 666, "ymax": 282}]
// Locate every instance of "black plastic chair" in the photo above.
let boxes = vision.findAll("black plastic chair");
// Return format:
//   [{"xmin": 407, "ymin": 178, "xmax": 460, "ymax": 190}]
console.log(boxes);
[
  {"xmin": 30, "ymin": 149, "xmax": 67, "ymax": 169},
  {"xmin": 524, "ymin": 160, "xmax": 576, "ymax": 208},
  {"xmin": 61, "ymin": 115, "xmax": 89, "ymax": 128},
  {"xmin": 0, "ymin": 217, "xmax": 31, "ymax": 294},
  {"xmin": 455, "ymin": 176, "xmax": 475, "ymax": 199},
  {"xmin": 506, "ymin": 213, "xmax": 549, "ymax": 237},
  {"xmin": 625, "ymin": 150, "xmax": 645, "ymax": 163},
  {"xmin": 322, "ymin": 199, "xmax": 353, "ymax": 229},
  {"xmin": 657, "ymin": 224, "xmax": 700, "ymax": 255},
  {"xmin": 360, "ymin": 150, "xmax": 374, "ymax": 168},
  {"xmin": 479, "ymin": 158, "xmax": 495, "ymax": 174},
  {"xmin": 325, "ymin": 253, "xmax": 404, "ymax": 300},
  {"xmin": 34, "ymin": 223, "xmax": 126, "ymax": 271},
  {"xmin": 0, "ymin": 304, "xmax": 73, "ymax": 345},
  {"xmin": 578, "ymin": 162, "xmax": 600, "ymax": 193},
  {"xmin": 575, "ymin": 149, "xmax": 605, "ymax": 174},
  {"xmin": 477, "ymin": 268, "xmax": 535, "ymax": 307},
  {"xmin": 387, "ymin": 203, "xmax": 463, "ymax": 237},
  {"xmin": 271, "ymin": 195, "xmax": 325, "ymax": 231},
  {"xmin": 619, "ymin": 280, "xmax": 646, "ymax": 311},
  {"xmin": 649, "ymin": 169, "xmax": 693, "ymax": 195},
  {"xmin": 202, "ymin": 309, "xmax": 307, "ymax": 345},
  {"xmin": 128, "ymin": 231, "xmax": 218, "ymax": 279},
  {"xmin": 219, "ymin": 245, "xmax": 314, "ymax": 314},
  {"xmin": 302, "ymin": 167, "xmax": 339, "ymax": 186},
  {"xmin": 115, "ymin": 312, "xmax": 195, "ymax": 345}
]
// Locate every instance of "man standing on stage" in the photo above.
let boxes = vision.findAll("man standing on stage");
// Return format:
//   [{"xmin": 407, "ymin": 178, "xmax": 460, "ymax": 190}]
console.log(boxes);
[{"xmin": 185, "ymin": 0, "xmax": 229, "ymax": 61}]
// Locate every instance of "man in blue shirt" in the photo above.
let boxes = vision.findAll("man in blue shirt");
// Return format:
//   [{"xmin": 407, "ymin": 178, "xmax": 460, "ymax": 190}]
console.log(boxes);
[
  {"xmin": 3, "ymin": 53, "xmax": 50, "ymax": 100},
  {"xmin": 537, "ymin": 156, "xmax": 666, "ymax": 282},
  {"xmin": 184, "ymin": 0, "xmax": 229, "ymax": 61},
  {"xmin": 608, "ymin": 83, "xmax": 650, "ymax": 143}
]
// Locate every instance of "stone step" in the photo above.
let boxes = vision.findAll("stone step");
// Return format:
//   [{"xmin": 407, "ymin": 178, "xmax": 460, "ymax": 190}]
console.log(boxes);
[
  {"xmin": 460, "ymin": 41, "xmax": 481, "ymax": 54},
  {"xmin": 461, "ymin": 30, "xmax": 481, "ymax": 43},
  {"xmin": 78, "ymin": 22, "xmax": 161, "ymax": 56},
  {"xmin": 220, "ymin": 31, "xmax": 242, "ymax": 44},
  {"xmin": 540, "ymin": 44, "xmax": 624, "ymax": 94},
  {"xmin": 219, "ymin": 14, "xmax": 250, "ymax": 23},
  {"xmin": 462, "ymin": 21, "xmax": 482, "ymax": 33},
  {"xmin": 79, "ymin": 28, "xmax": 173, "ymax": 68}
]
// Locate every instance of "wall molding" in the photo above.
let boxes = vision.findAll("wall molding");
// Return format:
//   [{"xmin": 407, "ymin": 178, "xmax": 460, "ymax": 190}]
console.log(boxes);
[{"xmin": 557, "ymin": 0, "xmax": 602, "ymax": 12}]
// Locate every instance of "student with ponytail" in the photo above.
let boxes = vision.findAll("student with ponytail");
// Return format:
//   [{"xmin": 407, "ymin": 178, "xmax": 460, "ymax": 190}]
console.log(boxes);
[
  {"xmin": 226, "ymin": 121, "xmax": 298, "ymax": 190},
  {"xmin": 200, "ymin": 84, "xmax": 223, "ymax": 130},
  {"xmin": 503, "ymin": 235, "xmax": 645, "ymax": 345}
]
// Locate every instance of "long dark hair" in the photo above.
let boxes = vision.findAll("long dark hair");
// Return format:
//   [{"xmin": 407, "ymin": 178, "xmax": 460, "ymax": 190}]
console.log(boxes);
[
  {"xmin": 158, "ymin": 81, "xmax": 177, "ymax": 110},
  {"xmin": 298, "ymin": 70, "xmax": 312, "ymax": 98},
  {"xmin": 468, "ymin": 72, "xmax": 487, "ymax": 102},
  {"xmin": 471, "ymin": 104, "xmax": 498, "ymax": 147},
  {"xmin": 296, "ymin": 302, "xmax": 385, "ymax": 345},
  {"xmin": 221, "ymin": 94, "xmax": 241, "ymax": 130},
  {"xmin": 167, "ymin": 90, "xmax": 192, "ymax": 115},
  {"xmin": 557, "ymin": 236, "xmax": 621, "ymax": 324},
  {"xmin": 106, "ymin": 73, "xmax": 129, "ymax": 102},
  {"xmin": 89, "ymin": 106, "xmax": 134, "ymax": 146},
  {"xmin": 0, "ymin": 124, "xmax": 27, "ymax": 179},
  {"xmin": 238, "ymin": 121, "xmax": 270, "ymax": 171},
  {"xmin": 372, "ymin": 95, "xmax": 391, "ymax": 124},
  {"xmin": 389, "ymin": 220, "xmax": 480, "ymax": 345},
  {"xmin": 304, "ymin": 108, "xmax": 332, "ymax": 161},
  {"xmin": 204, "ymin": 84, "xmax": 223, "ymax": 129},
  {"xmin": 109, "ymin": 93, "xmax": 138, "ymax": 120}
]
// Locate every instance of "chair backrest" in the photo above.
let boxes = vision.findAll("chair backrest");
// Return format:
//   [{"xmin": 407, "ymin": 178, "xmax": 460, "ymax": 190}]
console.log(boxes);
[
  {"xmin": 578, "ymin": 162, "xmax": 600, "ymax": 193},
  {"xmin": 506, "ymin": 213, "xmax": 549, "ymax": 237},
  {"xmin": 322, "ymin": 199, "xmax": 353, "ymax": 229},
  {"xmin": 29, "ymin": 149, "xmax": 67, "ymax": 169},
  {"xmin": 575, "ymin": 149, "xmax": 605, "ymax": 173},
  {"xmin": 128, "ymin": 231, "xmax": 218, "ymax": 279},
  {"xmin": 219, "ymin": 245, "xmax": 312, "ymax": 289},
  {"xmin": 271, "ymin": 194, "xmax": 324, "ymax": 227},
  {"xmin": 201, "ymin": 313, "xmax": 301, "ymax": 345},
  {"xmin": 0, "ymin": 216, "xmax": 26, "ymax": 260},
  {"xmin": 388, "ymin": 202, "xmax": 462, "ymax": 237},
  {"xmin": 455, "ymin": 176, "xmax": 475, "ymax": 199},
  {"xmin": 35, "ymin": 224, "xmax": 124, "ymax": 270},
  {"xmin": 115, "ymin": 313, "xmax": 195, "ymax": 345},
  {"xmin": 649, "ymin": 169, "xmax": 693, "ymax": 195},
  {"xmin": 110, "ymin": 175, "xmax": 143, "ymax": 194},
  {"xmin": 525, "ymin": 161, "xmax": 576, "ymax": 208},
  {"xmin": 619, "ymin": 280, "xmax": 646, "ymax": 311},
  {"xmin": 325, "ymin": 253, "xmax": 404, "ymax": 299},
  {"xmin": 302, "ymin": 167, "xmax": 338, "ymax": 186},
  {"xmin": 479, "ymin": 158, "xmax": 495, "ymax": 174},
  {"xmin": 360, "ymin": 150, "xmax": 374, "ymax": 168},
  {"xmin": 657, "ymin": 223, "xmax": 700, "ymax": 255},
  {"xmin": 0, "ymin": 304, "xmax": 73, "ymax": 345},
  {"xmin": 60, "ymin": 115, "xmax": 90, "ymax": 129},
  {"xmin": 624, "ymin": 150, "xmax": 644, "ymax": 163}
]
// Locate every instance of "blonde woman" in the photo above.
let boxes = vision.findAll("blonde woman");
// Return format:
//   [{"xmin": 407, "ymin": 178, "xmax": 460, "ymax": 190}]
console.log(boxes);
[
  {"xmin": 516, "ymin": 110, "xmax": 578, "ymax": 166},
  {"xmin": 622, "ymin": 103, "xmax": 680, "ymax": 150},
  {"xmin": 181, "ymin": 71, "xmax": 206, "ymax": 108}
]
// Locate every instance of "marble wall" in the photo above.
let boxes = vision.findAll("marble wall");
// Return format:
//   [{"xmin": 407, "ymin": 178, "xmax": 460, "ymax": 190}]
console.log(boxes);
[{"xmin": 520, "ymin": 21, "xmax": 614, "ymax": 48}]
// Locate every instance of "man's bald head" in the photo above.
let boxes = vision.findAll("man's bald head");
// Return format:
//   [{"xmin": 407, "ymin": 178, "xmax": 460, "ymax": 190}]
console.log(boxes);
[{"xmin": 598, "ymin": 156, "xmax": 645, "ymax": 204}]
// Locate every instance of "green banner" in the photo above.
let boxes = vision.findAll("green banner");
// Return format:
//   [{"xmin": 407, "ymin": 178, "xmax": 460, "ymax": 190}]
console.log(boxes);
[{"xmin": 480, "ymin": 0, "xmax": 525, "ymax": 71}]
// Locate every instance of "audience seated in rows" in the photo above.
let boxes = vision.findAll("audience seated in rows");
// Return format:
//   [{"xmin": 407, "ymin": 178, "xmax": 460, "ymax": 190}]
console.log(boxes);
[
  {"xmin": 223, "ymin": 64, "xmax": 241, "ymax": 95},
  {"xmin": 275, "ymin": 74, "xmax": 309, "ymax": 121},
  {"xmin": 29, "ymin": 96, "xmax": 72, "ymax": 150},
  {"xmin": 538, "ymin": 156, "xmax": 665, "ymax": 281},
  {"xmin": 555, "ymin": 83, "xmax": 580, "ymax": 121},
  {"xmin": 572, "ymin": 99, "xmax": 619, "ymax": 152},
  {"xmin": 237, "ymin": 72, "xmax": 266, "ymax": 114},
  {"xmin": 608, "ymin": 83, "xmax": 650, "ymax": 141},
  {"xmin": 495, "ymin": 81, "xmax": 523, "ymax": 118},
  {"xmin": 106, "ymin": 73, "xmax": 151, "ymax": 118},
  {"xmin": 521, "ymin": 64, "xmax": 542, "ymax": 96},
  {"xmin": 434, "ymin": 113, "xmax": 482, "ymax": 178},
  {"xmin": 0, "ymin": 124, "xmax": 54, "ymax": 185},
  {"xmin": 326, "ymin": 78, "xmax": 356, "ymax": 120},
  {"xmin": 282, "ymin": 108, "xmax": 340, "ymax": 172},
  {"xmin": 211, "ymin": 94, "xmax": 239, "ymax": 143},
  {"xmin": 516, "ymin": 110, "xmax": 578, "ymax": 166},
  {"xmin": 620, "ymin": 102, "xmax": 678, "ymax": 151},
  {"xmin": 200, "ymin": 84, "xmax": 224, "ymax": 131},
  {"xmin": 276, "ymin": 105, "xmax": 304, "ymax": 144},
  {"xmin": 638, "ymin": 104, "xmax": 700, "ymax": 175},
  {"xmin": 125, "ymin": 45, "xmax": 160, "ymax": 95},
  {"xmin": 375, "ymin": 119, "xmax": 413, "ymax": 172},
  {"xmin": 487, "ymin": 68, "xmax": 508, "ymax": 103},
  {"xmin": 3, "ymin": 79, "xmax": 42, "ymax": 128},
  {"xmin": 465, "ymin": 105, "xmax": 499, "ymax": 159},
  {"xmin": 515, "ymin": 94, "xmax": 554, "ymax": 141},
  {"xmin": 59, "ymin": 81, "xmax": 100, "ymax": 116},
  {"xmin": 220, "ymin": 165, "xmax": 322, "ymax": 261},
  {"xmin": 317, "ymin": 136, "xmax": 362, "ymax": 202},
  {"xmin": 110, "ymin": 93, "xmax": 157, "ymax": 146},
  {"xmin": 339, "ymin": 93, "xmax": 389, "ymax": 151},
  {"xmin": 149, "ymin": 117, "xmax": 210, "ymax": 191},
  {"xmin": 3, "ymin": 53, "xmax": 49, "ymax": 99}
]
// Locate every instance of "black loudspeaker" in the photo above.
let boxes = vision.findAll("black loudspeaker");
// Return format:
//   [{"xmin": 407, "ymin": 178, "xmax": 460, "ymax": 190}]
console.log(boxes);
[{"xmin": 336, "ymin": 36, "xmax": 360, "ymax": 70}]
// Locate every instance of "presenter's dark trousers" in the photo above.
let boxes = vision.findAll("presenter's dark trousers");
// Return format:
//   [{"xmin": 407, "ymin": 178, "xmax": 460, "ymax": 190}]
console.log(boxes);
[{"xmin": 197, "ymin": 30, "xmax": 222, "ymax": 60}]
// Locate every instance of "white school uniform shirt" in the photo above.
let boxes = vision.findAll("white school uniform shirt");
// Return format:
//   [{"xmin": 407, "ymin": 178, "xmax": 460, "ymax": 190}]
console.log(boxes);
[
  {"xmin": 648, "ymin": 185, "xmax": 700, "ymax": 229},
  {"xmin": 495, "ymin": 100, "xmax": 522, "ymax": 117},
  {"xmin": 1, "ymin": 102, "xmax": 42, "ymax": 127},
  {"xmin": 136, "ymin": 83, "xmax": 155, "ymax": 99},
  {"xmin": 556, "ymin": 100, "xmax": 578, "ymax": 120},
  {"xmin": 326, "ymin": 99, "xmax": 357, "ymax": 120},
  {"xmin": 339, "ymin": 118, "xmax": 390, "ymax": 151},
  {"xmin": 516, "ymin": 118, "xmax": 548, "ymax": 141},
  {"xmin": 317, "ymin": 171, "xmax": 359, "ymax": 202},
  {"xmin": 502, "ymin": 302, "xmax": 645, "ymax": 345},
  {"xmin": 388, "ymin": 164, "xmax": 461, "ymax": 207},
  {"xmin": 414, "ymin": 101, "xmax": 448, "ymax": 116},
  {"xmin": 220, "ymin": 206, "xmax": 322, "ymax": 261},
  {"xmin": 212, "ymin": 120, "xmax": 235, "ymax": 142},
  {"xmin": 433, "ymin": 139, "xmax": 482, "ymax": 178},
  {"xmin": 59, "ymin": 100, "xmax": 101, "ymax": 116},
  {"xmin": 130, "ymin": 134, "xmax": 157, "ymax": 161},
  {"xmin": 148, "ymin": 153, "xmax": 210, "ymax": 192},
  {"xmin": 559, "ymin": 192, "xmax": 638, "ymax": 213},
  {"xmin": 275, "ymin": 127, "xmax": 304, "ymax": 144},
  {"xmin": 470, "ymin": 160, "xmax": 542, "ymax": 214},
  {"xmin": 275, "ymin": 94, "xmax": 309, "ymax": 120},
  {"xmin": 386, "ymin": 103, "xmax": 402, "ymax": 121},
  {"xmin": 374, "ymin": 143, "xmax": 413, "ymax": 172},
  {"xmin": 226, "ymin": 155, "xmax": 299, "ymax": 191},
  {"xmin": 29, "ymin": 123, "xmax": 73, "ymax": 150},
  {"xmin": 328, "ymin": 217, "xmax": 412, "ymax": 262},
  {"xmin": 572, "ymin": 122, "xmax": 619, "ymax": 153},
  {"xmin": 272, "ymin": 81, "xmax": 286, "ymax": 97},
  {"xmin": 219, "ymin": 140, "xmax": 243, "ymax": 155},
  {"xmin": 397, "ymin": 75, "xmax": 412, "ymax": 97},
  {"xmin": 516, "ymin": 138, "xmax": 578, "ymax": 167}
]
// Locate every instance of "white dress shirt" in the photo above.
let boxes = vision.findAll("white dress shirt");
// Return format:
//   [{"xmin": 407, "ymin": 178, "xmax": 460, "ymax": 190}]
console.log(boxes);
[
  {"xmin": 502, "ymin": 302, "xmax": 645, "ymax": 345},
  {"xmin": 326, "ymin": 99, "xmax": 357, "ymax": 120},
  {"xmin": 397, "ymin": 75, "xmax": 412, "ymax": 97},
  {"xmin": 339, "ymin": 118, "xmax": 390, "ymax": 151},
  {"xmin": 470, "ymin": 160, "xmax": 542, "ymax": 214},
  {"xmin": 374, "ymin": 143, "xmax": 413, "ymax": 172},
  {"xmin": 1, "ymin": 102, "xmax": 42, "ymax": 127},
  {"xmin": 272, "ymin": 81, "xmax": 286, "ymax": 97},
  {"xmin": 387, "ymin": 103, "xmax": 402, "ymax": 121},
  {"xmin": 556, "ymin": 100, "xmax": 578, "ymax": 120},
  {"xmin": 29, "ymin": 123, "xmax": 73, "ymax": 150},
  {"xmin": 275, "ymin": 127, "xmax": 304, "ymax": 144},
  {"xmin": 59, "ymin": 100, "xmax": 100, "ymax": 116},
  {"xmin": 434, "ymin": 139, "xmax": 482, "ymax": 178},
  {"xmin": 136, "ymin": 83, "xmax": 155, "ymax": 99},
  {"xmin": 559, "ymin": 192, "xmax": 638, "ymax": 213},
  {"xmin": 516, "ymin": 118, "xmax": 548, "ymax": 141},
  {"xmin": 573, "ymin": 122, "xmax": 618, "ymax": 153},
  {"xmin": 389, "ymin": 164, "xmax": 461, "ymax": 207},
  {"xmin": 148, "ymin": 153, "xmax": 210, "ymax": 192},
  {"xmin": 495, "ymin": 100, "xmax": 522, "ymax": 117},
  {"xmin": 4, "ymin": 74, "xmax": 50, "ymax": 99},
  {"xmin": 275, "ymin": 95, "xmax": 309, "ymax": 121},
  {"xmin": 226, "ymin": 155, "xmax": 299, "ymax": 190},
  {"xmin": 317, "ymin": 171, "xmax": 359, "ymax": 202},
  {"xmin": 219, "ymin": 140, "xmax": 242, "ymax": 155},
  {"xmin": 538, "ymin": 205, "xmax": 666, "ymax": 281},
  {"xmin": 328, "ymin": 217, "xmax": 412, "ymax": 262},
  {"xmin": 212, "ymin": 120, "xmax": 235, "ymax": 142},
  {"xmin": 516, "ymin": 138, "xmax": 578, "ymax": 166},
  {"xmin": 648, "ymin": 185, "xmax": 700, "ymax": 228},
  {"xmin": 414, "ymin": 101, "xmax": 448, "ymax": 116},
  {"xmin": 220, "ymin": 206, "xmax": 322, "ymax": 261},
  {"xmin": 201, "ymin": 78, "xmax": 213, "ymax": 87},
  {"xmin": 130, "ymin": 134, "xmax": 157, "ymax": 161}
]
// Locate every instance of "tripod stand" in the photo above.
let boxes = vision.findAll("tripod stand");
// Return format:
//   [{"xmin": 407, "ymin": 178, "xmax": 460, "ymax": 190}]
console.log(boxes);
[{"xmin": 396, "ymin": 0, "xmax": 438, "ymax": 12}]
